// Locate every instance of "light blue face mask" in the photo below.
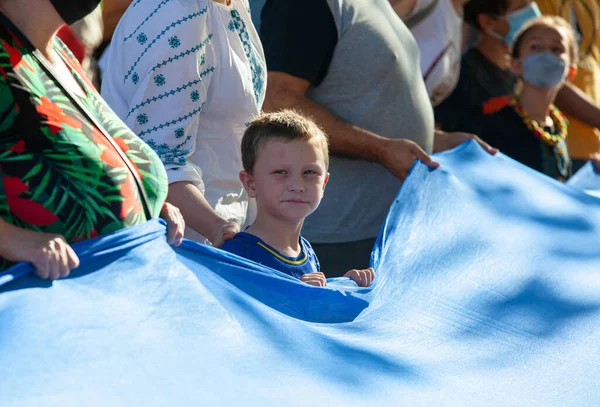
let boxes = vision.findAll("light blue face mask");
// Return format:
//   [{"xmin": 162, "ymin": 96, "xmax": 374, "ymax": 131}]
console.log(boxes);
[
  {"xmin": 505, "ymin": 3, "xmax": 543, "ymax": 45},
  {"xmin": 521, "ymin": 52, "xmax": 567, "ymax": 88},
  {"xmin": 488, "ymin": 2, "xmax": 543, "ymax": 46}
]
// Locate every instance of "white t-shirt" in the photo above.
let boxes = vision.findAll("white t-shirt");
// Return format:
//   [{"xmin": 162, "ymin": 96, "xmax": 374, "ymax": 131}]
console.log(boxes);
[
  {"xmin": 102, "ymin": 0, "xmax": 266, "ymax": 239},
  {"xmin": 406, "ymin": 0, "xmax": 462, "ymax": 106}
]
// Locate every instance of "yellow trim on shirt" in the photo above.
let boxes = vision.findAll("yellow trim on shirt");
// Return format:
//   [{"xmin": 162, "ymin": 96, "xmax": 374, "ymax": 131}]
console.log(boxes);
[{"xmin": 256, "ymin": 242, "xmax": 307, "ymax": 265}]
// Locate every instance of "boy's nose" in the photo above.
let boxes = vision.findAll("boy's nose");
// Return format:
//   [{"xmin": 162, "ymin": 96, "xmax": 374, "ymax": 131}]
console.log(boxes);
[{"xmin": 287, "ymin": 183, "xmax": 306, "ymax": 193}]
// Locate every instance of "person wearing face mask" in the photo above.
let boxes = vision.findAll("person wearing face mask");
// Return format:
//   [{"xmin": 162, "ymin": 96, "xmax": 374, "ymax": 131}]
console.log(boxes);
[
  {"xmin": 0, "ymin": 0, "xmax": 186, "ymax": 279},
  {"xmin": 435, "ymin": 0, "xmax": 600, "ymax": 166},
  {"xmin": 536, "ymin": 0, "xmax": 600, "ymax": 171},
  {"xmin": 476, "ymin": 16, "xmax": 578, "ymax": 180}
]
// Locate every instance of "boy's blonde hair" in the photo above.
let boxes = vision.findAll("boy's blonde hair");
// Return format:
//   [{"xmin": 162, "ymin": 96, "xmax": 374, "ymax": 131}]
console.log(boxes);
[
  {"xmin": 241, "ymin": 110, "xmax": 329, "ymax": 173},
  {"xmin": 510, "ymin": 16, "xmax": 579, "ymax": 66}
]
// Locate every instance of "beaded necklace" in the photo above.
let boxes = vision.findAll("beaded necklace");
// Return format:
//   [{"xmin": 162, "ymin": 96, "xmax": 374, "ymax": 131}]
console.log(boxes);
[{"xmin": 510, "ymin": 96, "xmax": 568, "ymax": 147}]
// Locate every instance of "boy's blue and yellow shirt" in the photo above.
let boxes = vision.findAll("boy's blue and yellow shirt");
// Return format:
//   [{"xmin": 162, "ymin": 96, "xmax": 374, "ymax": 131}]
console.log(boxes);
[{"xmin": 222, "ymin": 232, "xmax": 320, "ymax": 279}]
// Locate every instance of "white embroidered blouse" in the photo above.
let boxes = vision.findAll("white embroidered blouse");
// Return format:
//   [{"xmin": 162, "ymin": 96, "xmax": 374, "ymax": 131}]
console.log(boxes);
[{"xmin": 102, "ymin": 0, "xmax": 266, "ymax": 232}]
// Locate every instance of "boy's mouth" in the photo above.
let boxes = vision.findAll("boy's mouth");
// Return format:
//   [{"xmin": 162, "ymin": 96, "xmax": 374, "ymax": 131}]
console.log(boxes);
[{"xmin": 283, "ymin": 199, "xmax": 309, "ymax": 204}]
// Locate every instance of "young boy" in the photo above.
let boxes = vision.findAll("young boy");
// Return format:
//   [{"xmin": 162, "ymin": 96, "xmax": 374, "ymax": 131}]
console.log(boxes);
[{"xmin": 221, "ymin": 111, "xmax": 375, "ymax": 288}]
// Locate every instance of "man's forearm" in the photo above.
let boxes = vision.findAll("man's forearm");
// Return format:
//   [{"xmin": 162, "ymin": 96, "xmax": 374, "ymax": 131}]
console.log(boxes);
[
  {"xmin": 556, "ymin": 83, "xmax": 600, "ymax": 130},
  {"xmin": 263, "ymin": 85, "xmax": 388, "ymax": 162},
  {"xmin": 166, "ymin": 181, "xmax": 227, "ymax": 238}
]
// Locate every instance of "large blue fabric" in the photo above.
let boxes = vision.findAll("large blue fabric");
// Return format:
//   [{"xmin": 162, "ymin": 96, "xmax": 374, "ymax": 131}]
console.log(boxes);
[{"xmin": 1, "ymin": 140, "xmax": 600, "ymax": 406}]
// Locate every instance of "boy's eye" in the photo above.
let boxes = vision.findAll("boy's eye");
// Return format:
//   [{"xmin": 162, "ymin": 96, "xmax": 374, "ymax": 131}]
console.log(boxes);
[
  {"xmin": 273, "ymin": 170, "xmax": 287, "ymax": 175},
  {"xmin": 304, "ymin": 170, "xmax": 317, "ymax": 175}
]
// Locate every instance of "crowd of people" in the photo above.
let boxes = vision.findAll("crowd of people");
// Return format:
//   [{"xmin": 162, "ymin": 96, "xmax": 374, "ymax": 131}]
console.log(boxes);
[{"xmin": 0, "ymin": 0, "xmax": 599, "ymax": 286}]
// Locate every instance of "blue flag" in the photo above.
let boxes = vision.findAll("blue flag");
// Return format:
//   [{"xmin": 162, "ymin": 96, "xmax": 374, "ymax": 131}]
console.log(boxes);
[{"xmin": 1, "ymin": 141, "xmax": 599, "ymax": 406}]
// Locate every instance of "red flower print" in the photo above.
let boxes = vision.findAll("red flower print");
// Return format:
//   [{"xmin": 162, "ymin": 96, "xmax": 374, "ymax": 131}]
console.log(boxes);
[
  {"xmin": 3, "ymin": 176, "xmax": 58, "ymax": 226},
  {"xmin": 72, "ymin": 229, "xmax": 99, "ymax": 242},
  {"xmin": 100, "ymin": 145, "xmax": 125, "ymax": 169},
  {"xmin": 113, "ymin": 137, "xmax": 143, "ymax": 179},
  {"xmin": 119, "ymin": 176, "xmax": 142, "ymax": 219},
  {"xmin": 114, "ymin": 137, "xmax": 129, "ymax": 153},
  {"xmin": 8, "ymin": 140, "xmax": 26, "ymax": 153},
  {"xmin": 35, "ymin": 96, "xmax": 82, "ymax": 134},
  {"xmin": 2, "ymin": 40, "xmax": 33, "ymax": 72}
]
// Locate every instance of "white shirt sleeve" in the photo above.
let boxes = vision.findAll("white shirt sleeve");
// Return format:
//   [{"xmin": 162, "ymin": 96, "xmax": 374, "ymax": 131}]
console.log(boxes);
[{"xmin": 102, "ymin": 1, "xmax": 215, "ymax": 188}]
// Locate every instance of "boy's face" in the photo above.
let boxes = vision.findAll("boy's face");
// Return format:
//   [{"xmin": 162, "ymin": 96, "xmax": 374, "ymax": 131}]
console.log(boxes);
[{"xmin": 240, "ymin": 138, "xmax": 329, "ymax": 224}]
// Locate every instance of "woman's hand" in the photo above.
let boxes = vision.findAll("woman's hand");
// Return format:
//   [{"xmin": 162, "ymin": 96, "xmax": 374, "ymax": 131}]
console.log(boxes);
[
  {"xmin": 0, "ymin": 221, "xmax": 79, "ymax": 280},
  {"xmin": 160, "ymin": 202, "xmax": 185, "ymax": 247}
]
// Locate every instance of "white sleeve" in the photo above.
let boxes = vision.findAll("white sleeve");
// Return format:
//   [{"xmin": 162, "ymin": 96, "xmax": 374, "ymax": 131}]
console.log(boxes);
[{"xmin": 101, "ymin": 1, "xmax": 214, "ymax": 187}]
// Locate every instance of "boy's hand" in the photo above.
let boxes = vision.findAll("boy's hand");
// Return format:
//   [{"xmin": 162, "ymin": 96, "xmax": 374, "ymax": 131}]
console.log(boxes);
[
  {"xmin": 160, "ymin": 202, "xmax": 185, "ymax": 247},
  {"xmin": 344, "ymin": 267, "xmax": 375, "ymax": 287},
  {"xmin": 0, "ymin": 227, "xmax": 79, "ymax": 280},
  {"xmin": 300, "ymin": 272, "xmax": 327, "ymax": 287}
]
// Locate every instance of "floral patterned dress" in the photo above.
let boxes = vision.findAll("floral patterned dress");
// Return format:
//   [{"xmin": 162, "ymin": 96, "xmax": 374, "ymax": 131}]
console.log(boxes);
[{"xmin": 0, "ymin": 13, "xmax": 168, "ymax": 271}]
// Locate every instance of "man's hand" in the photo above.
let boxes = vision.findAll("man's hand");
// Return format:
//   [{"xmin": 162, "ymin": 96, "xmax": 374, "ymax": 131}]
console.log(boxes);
[
  {"xmin": 300, "ymin": 272, "xmax": 327, "ymax": 287},
  {"xmin": 0, "ymin": 225, "xmax": 79, "ymax": 280},
  {"xmin": 376, "ymin": 138, "xmax": 439, "ymax": 181},
  {"xmin": 160, "ymin": 202, "xmax": 185, "ymax": 247},
  {"xmin": 209, "ymin": 219, "xmax": 240, "ymax": 248},
  {"xmin": 344, "ymin": 267, "xmax": 375, "ymax": 287},
  {"xmin": 433, "ymin": 130, "xmax": 498, "ymax": 155}
]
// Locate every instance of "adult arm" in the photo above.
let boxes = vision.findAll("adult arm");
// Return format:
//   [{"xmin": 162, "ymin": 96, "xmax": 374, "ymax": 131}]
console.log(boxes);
[
  {"xmin": 556, "ymin": 82, "xmax": 600, "ymax": 131},
  {"xmin": 167, "ymin": 182, "xmax": 238, "ymax": 248},
  {"xmin": 263, "ymin": 73, "xmax": 438, "ymax": 180}
]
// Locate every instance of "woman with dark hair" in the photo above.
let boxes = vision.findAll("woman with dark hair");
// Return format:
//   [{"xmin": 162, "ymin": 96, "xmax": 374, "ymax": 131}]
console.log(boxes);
[{"xmin": 0, "ymin": 0, "xmax": 185, "ymax": 279}]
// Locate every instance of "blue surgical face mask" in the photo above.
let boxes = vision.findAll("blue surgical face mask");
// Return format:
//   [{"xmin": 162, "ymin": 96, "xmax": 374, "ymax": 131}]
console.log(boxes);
[
  {"xmin": 521, "ymin": 52, "xmax": 567, "ymax": 88},
  {"xmin": 488, "ymin": 2, "xmax": 542, "ymax": 46}
]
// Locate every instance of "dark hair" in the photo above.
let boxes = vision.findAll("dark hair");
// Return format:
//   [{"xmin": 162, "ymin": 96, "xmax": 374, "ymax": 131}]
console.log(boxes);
[
  {"xmin": 464, "ymin": 0, "xmax": 510, "ymax": 29},
  {"xmin": 241, "ymin": 110, "xmax": 329, "ymax": 173},
  {"xmin": 510, "ymin": 16, "xmax": 579, "ymax": 66}
]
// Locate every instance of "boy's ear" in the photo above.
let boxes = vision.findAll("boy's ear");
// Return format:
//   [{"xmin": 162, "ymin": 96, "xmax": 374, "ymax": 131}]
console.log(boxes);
[
  {"xmin": 567, "ymin": 65, "xmax": 578, "ymax": 81},
  {"xmin": 239, "ymin": 171, "xmax": 257, "ymax": 198},
  {"xmin": 322, "ymin": 173, "xmax": 330, "ymax": 191}
]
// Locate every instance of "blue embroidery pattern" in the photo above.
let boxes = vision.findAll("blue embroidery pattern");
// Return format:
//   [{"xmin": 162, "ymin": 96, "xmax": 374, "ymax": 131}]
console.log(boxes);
[
  {"xmin": 175, "ymin": 128, "xmax": 185, "ymax": 138},
  {"xmin": 190, "ymin": 90, "xmax": 200, "ymax": 102},
  {"xmin": 154, "ymin": 74, "xmax": 166, "ymax": 86},
  {"xmin": 228, "ymin": 21, "xmax": 236, "ymax": 31},
  {"xmin": 150, "ymin": 34, "xmax": 213, "ymax": 73},
  {"xmin": 138, "ymin": 103, "xmax": 205, "ymax": 138},
  {"xmin": 168, "ymin": 36, "xmax": 181, "ymax": 49},
  {"xmin": 137, "ymin": 113, "xmax": 149, "ymax": 125},
  {"xmin": 124, "ymin": 8, "xmax": 208, "ymax": 82},
  {"xmin": 125, "ymin": 0, "xmax": 170, "ymax": 42},
  {"xmin": 229, "ymin": 10, "xmax": 265, "ymax": 103},
  {"xmin": 200, "ymin": 54, "xmax": 205, "ymax": 65},
  {"xmin": 144, "ymin": 135, "xmax": 193, "ymax": 165},
  {"xmin": 132, "ymin": 73, "xmax": 140, "ymax": 85},
  {"xmin": 137, "ymin": 33, "xmax": 148, "ymax": 45},
  {"xmin": 125, "ymin": 67, "xmax": 215, "ymax": 119}
]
